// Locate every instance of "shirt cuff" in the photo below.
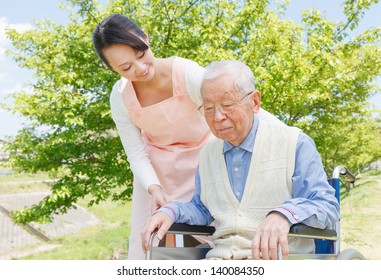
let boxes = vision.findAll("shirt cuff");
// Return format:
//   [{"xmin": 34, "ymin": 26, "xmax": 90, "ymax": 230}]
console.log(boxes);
[
  {"xmin": 158, "ymin": 205, "xmax": 177, "ymax": 222},
  {"xmin": 272, "ymin": 206, "xmax": 301, "ymax": 224}
]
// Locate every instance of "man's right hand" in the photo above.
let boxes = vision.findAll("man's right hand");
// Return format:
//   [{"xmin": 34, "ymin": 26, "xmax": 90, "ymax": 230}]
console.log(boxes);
[{"xmin": 141, "ymin": 212, "xmax": 173, "ymax": 252}]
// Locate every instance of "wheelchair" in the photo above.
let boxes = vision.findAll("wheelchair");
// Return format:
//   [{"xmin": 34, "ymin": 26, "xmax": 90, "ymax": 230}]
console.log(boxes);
[{"xmin": 146, "ymin": 166, "xmax": 366, "ymax": 260}]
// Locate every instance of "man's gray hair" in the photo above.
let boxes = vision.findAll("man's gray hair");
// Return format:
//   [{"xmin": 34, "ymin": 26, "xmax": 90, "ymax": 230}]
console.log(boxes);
[{"xmin": 202, "ymin": 60, "xmax": 255, "ymax": 95}]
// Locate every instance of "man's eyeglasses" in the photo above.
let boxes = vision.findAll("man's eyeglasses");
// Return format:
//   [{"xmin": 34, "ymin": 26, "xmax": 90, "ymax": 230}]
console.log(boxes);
[{"xmin": 198, "ymin": 91, "xmax": 254, "ymax": 117}]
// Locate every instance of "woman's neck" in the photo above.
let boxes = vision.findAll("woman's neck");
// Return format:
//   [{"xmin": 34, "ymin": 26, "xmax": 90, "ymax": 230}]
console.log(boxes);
[{"xmin": 132, "ymin": 57, "xmax": 175, "ymax": 106}]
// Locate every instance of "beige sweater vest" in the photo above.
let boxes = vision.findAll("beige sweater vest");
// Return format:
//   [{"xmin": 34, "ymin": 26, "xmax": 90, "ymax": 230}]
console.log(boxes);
[{"xmin": 199, "ymin": 120, "xmax": 315, "ymax": 259}]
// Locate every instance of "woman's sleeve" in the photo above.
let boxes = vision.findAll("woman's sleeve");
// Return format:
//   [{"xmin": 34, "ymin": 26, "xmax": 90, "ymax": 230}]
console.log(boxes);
[
  {"xmin": 185, "ymin": 61, "xmax": 205, "ymax": 107},
  {"xmin": 110, "ymin": 79, "xmax": 161, "ymax": 190},
  {"xmin": 256, "ymin": 107, "xmax": 284, "ymax": 125}
]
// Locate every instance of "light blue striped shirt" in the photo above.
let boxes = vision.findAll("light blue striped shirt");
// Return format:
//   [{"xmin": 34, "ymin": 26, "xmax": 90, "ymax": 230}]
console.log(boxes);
[{"xmin": 160, "ymin": 117, "xmax": 340, "ymax": 229}]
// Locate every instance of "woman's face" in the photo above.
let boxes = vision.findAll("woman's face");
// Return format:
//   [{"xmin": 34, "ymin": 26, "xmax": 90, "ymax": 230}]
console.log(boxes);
[{"xmin": 102, "ymin": 43, "xmax": 155, "ymax": 81}]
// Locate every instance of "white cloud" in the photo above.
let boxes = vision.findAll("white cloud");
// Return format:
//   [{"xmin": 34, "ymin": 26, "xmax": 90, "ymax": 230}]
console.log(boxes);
[
  {"xmin": 1, "ymin": 83, "xmax": 22, "ymax": 95},
  {"xmin": 0, "ymin": 17, "xmax": 34, "ymax": 61},
  {"xmin": 1, "ymin": 83, "xmax": 33, "ymax": 98},
  {"xmin": 0, "ymin": 17, "xmax": 34, "ymax": 96},
  {"xmin": 0, "ymin": 72, "xmax": 5, "ymax": 83},
  {"xmin": 0, "ymin": 46, "xmax": 5, "ymax": 62}
]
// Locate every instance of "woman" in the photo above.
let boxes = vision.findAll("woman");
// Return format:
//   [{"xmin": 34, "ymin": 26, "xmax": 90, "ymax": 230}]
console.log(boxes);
[{"xmin": 93, "ymin": 14, "xmax": 281, "ymax": 259}]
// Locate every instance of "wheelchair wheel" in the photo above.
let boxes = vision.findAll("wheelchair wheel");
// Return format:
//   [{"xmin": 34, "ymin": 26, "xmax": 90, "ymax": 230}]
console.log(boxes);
[{"xmin": 336, "ymin": 249, "xmax": 366, "ymax": 260}]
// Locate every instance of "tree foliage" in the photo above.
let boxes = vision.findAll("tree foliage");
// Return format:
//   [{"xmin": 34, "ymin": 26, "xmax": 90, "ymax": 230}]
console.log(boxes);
[{"xmin": 3, "ymin": 0, "xmax": 381, "ymax": 223}]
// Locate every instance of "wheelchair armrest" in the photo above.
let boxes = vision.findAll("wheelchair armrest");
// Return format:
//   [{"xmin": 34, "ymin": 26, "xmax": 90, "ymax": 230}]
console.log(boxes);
[
  {"xmin": 167, "ymin": 223, "xmax": 215, "ymax": 235},
  {"xmin": 165, "ymin": 223, "xmax": 337, "ymax": 241},
  {"xmin": 289, "ymin": 224, "xmax": 337, "ymax": 240}
]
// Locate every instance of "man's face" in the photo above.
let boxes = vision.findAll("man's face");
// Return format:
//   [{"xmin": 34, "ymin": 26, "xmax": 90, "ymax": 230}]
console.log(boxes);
[{"xmin": 201, "ymin": 75, "xmax": 260, "ymax": 146}]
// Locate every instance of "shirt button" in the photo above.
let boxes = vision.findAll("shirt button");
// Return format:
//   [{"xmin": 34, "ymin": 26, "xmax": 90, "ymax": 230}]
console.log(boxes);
[
  {"xmin": 234, "ymin": 167, "xmax": 239, "ymax": 172},
  {"xmin": 236, "ymin": 191, "xmax": 241, "ymax": 197}
]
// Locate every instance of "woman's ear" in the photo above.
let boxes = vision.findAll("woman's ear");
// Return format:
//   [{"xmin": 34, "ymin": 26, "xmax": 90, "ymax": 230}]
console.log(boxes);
[{"xmin": 142, "ymin": 30, "xmax": 150, "ymax": 45}]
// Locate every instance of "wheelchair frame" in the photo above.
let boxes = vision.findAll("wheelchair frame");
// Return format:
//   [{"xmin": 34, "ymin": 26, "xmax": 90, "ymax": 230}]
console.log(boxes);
[{"xmin": 146, "ymin": 166, "xmax": 365, "ymax": 260}]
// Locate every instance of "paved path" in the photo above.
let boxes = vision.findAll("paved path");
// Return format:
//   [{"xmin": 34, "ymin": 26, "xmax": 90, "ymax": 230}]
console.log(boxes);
[{"xmin": 0, "ymin": 192, "xmax": 99, "ymax": 259}]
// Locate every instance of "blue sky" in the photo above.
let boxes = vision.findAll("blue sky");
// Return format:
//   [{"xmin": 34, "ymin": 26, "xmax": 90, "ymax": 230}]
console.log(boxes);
[{"xmin": 1, "ymin": 0, "xmax": 381, "ymax": 139}]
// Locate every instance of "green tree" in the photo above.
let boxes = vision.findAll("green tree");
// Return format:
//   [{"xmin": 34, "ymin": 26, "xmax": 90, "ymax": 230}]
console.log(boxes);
[{"xmin": 3, "ymin": 0, "xmax": 381, "ymax": 223}]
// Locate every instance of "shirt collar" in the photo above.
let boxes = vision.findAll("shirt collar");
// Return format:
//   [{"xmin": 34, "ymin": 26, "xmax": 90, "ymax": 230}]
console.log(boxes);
[{"xmin": 223, "ymin": 116, "xmax": 260, "ymax": 154}]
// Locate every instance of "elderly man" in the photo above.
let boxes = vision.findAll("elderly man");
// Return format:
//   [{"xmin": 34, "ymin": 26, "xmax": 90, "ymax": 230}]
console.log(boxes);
[{"xmin": 142, "ymin": 60, "xmax": 339, "ymax": 260}]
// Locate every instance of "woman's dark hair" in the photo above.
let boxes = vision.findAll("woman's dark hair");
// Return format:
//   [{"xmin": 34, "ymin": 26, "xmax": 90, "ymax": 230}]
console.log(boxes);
[{"xmin": 93, "ymin": 14, "xmax": 149, "ymax": 69}]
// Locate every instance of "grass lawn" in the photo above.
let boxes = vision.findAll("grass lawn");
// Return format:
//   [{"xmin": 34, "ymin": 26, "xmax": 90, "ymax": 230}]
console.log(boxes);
[
  {"xmin": 0, "ymin": 169, "xmax": 132, "ymax": 260},
  {"xmin": 0, "ymin": 168, "xmax": 54, "ymax": 195},
  {"xmin": 0, "ymin": 172, "xmax": 51, "ymax": 183},
  {"xmin": 21, "ymin": 198, "xmax": 132, "ymax": 260},
  {"xmin": 340, "ymin": 170, "xmax": 381, "ymax": 260}
]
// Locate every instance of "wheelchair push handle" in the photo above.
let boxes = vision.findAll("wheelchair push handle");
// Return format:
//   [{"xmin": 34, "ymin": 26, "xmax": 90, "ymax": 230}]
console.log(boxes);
[{"xmin": 332, "ymin": 166, "xmax": 355, "ymax": 183}]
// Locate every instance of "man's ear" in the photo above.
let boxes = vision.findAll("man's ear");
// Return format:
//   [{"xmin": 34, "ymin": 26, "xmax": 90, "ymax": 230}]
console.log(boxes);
[{"xmin": 252, "ymin": 90, "xmax": 261, "ymax": 113}]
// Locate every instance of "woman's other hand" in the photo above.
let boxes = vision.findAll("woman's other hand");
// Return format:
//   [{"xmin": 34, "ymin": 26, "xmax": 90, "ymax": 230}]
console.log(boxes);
[{"xmin": 148, "ymin": 184, "xmax": 167, "ymax": 214}]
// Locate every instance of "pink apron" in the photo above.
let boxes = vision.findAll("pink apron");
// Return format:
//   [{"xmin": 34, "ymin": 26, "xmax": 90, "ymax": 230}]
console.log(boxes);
[{"xmin": 123, "ymin": 57, "xmax": 210, "ymax": 259}]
